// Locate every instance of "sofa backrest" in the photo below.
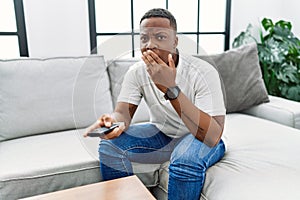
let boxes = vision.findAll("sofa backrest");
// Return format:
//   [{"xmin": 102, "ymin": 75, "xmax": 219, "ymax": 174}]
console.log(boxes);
[
  {"xmin": 0, "ymin": 56, "xmax": 113, "ymax": 141},
  {"xmin": 107, "ymin": 59, "xmax": 150, "ymax": 124}
]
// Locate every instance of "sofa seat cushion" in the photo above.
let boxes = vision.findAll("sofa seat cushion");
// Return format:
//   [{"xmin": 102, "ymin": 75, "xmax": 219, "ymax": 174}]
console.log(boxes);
[
  {"xmin": 0, "ymin": 128, "xmax": 162, "ymax": 200},
  {"xmin": 202, "ymin": 113, "xmax": 300, "ymax": 200},
  {"xmin": 0, "ymin": 129, "xmax": 101, "ymax": 200},
  {"xmin": 157, "ymin": 113, "xmax": 300, "ymax": 200}
]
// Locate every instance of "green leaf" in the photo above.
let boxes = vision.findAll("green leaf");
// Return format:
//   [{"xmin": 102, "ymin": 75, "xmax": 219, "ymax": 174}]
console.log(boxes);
[
  {"xmin": 262, "ymin": 18, "xmax": 274, "ymax": 32},
  {"xmin": 277, "ymin": 64, "xmax": 299, "ymax": 83},
  {"xmin": 232, "ymin": 24, "xmax": 257, "ymax": 48},
  {"xmin": 268, "ymin": 70, "xmax": 280, "ymax": 95},
  {"xmin": 275, "ymin": 20, "xmax": 292, "ymax": 31},
  {"xmin": 273, "ymin": 26, "xmax": 291, "ymax": 42},
  {"xmin": 276, "ymin": 71, "xmax": 289, "ymax": 83},
  {"xmin": 284, "ymin": 86, "xmax": 300, "ymax": 101}
]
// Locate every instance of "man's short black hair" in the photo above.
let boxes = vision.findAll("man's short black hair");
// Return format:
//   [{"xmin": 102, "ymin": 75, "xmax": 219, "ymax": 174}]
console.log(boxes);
[{"xmin": 140, "ymin": 8, "xmax": 177, "ymax": 31}]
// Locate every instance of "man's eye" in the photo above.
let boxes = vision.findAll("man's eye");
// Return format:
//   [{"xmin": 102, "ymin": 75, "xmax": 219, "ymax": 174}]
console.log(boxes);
[
  {"xmin": 140, "ymin": 36, "xmax": 148, "ymax": 42},
  {"xmin": 157, "ymin": 35, "xmax": 167, "ymax": 40}
]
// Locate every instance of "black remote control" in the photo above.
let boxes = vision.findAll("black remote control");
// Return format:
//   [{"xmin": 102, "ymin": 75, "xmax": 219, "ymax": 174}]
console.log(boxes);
[{"xmin": 87, "ymin": 123, "xmax": 120, "ymax": 137}]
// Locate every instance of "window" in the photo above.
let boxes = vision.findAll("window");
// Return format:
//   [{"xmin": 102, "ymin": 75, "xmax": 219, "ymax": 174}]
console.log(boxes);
[
  {"xmin": 0, "ymin": 0, "xmax": 28, "ymax": 58},
  {"xmin": 88, "ymin": 0, "xmax": 231, "ymax": 58}
]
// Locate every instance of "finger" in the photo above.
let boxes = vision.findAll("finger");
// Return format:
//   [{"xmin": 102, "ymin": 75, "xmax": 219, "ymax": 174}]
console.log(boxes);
[
  {"xmin": 142, "ymin": 52, "xmax": 153, "ymax": 66},
  {"xmin": 143, "ymin": 51, "xmax": 160, "ymax": 67},
  {"xmin": 141, "ymin": 54, "xmax": 148, "ymax": 64},
  {"xmin": 168, "ymin": 54, "xmax": 175, "ymax": 69},
  {"xmin": 141, "ymin": 54, "xmax": 151, "ymax": 67},
  {"xmin": 145, "ymin": 53, "xmax": 156, "ymax": 66},
  {"xmin": 99, "ymin": 128, "xmax": 115, "ymax": 140},
  {"xmin": 98, "ymin": 116, "xmax": 105, "ymax": 127},
  {"xmin": 148, "ymin": 50, "xmax": 165, "ymax": 65},
  {"xmin": 142, "ymin": 55, "xmax": 152, "ymax": 75},
  {"xmin": 83, "ymin": 131, "xmax": 88, "ymax": 137},
  {"xmin": 101, "ymin": 114, "xmax": 113, "ymax": 127},
  {"xmin": 105, "ymin": 126, "xmax": 123, "ymax": 139},
  {"xmin": 83, "ymin": 121, "xmax": 100, "ymax": 137},
  {"xmin": 118, "ymin": 123, "xmax": 126, "ymax": 132}
]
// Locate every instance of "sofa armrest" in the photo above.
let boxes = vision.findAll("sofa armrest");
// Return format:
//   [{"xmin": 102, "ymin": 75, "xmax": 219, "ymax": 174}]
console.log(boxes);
[{"xmin": 241, "ymin": 95, "xmax": 300, "ymax": 130}]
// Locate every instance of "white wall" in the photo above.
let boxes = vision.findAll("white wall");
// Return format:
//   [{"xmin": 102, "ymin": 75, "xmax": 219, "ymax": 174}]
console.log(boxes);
[
  {"xmin": 24, "ymin": 0, "xmax": 90, "ymax": 57},
  {"xmin": 22, "ymin": 0, "xmax": 300, "ymax": 57},
  {"xmin": 281, "ymin": 0, "xmax": 300, "ymax": 37},
  {"xmin": 230, "ymin": 0, "xmax": 300, "ymax": 47}
]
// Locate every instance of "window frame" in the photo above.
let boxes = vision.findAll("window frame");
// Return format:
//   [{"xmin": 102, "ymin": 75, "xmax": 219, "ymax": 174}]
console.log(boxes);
[
  {"xmin": 88, "ymin": 0, "xmax": 232, "ymax": 56},
  {"xmin": 0, "ymin": 0, "xmax": 29, "ymax": 57}
]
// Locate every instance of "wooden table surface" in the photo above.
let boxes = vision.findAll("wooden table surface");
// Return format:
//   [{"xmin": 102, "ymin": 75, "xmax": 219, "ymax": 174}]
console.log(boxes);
[{"xmin": 20, "ymin": 175, "xmax": 156, "ymax": 200}]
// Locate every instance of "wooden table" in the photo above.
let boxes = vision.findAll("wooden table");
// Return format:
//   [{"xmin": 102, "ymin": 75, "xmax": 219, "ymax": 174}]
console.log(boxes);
[{"xmin": 21, "ymin": 175, "xmax": 156, "ymax": 200}]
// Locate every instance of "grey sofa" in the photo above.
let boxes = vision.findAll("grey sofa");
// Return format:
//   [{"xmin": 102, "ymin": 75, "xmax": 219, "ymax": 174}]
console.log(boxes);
[{"xmin": 1, "ymin": 44, "xmax": 300, "ymax": 200}]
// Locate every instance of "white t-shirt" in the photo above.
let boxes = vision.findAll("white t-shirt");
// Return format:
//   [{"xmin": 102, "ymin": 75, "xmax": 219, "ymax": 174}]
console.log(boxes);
[{"xmin": 117, "ymin": 53, "xmax": 226, "ymax": 138}]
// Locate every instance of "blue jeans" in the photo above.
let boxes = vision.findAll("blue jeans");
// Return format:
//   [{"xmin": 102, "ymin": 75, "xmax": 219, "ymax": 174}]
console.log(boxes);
[{"xmin": 99, "ymin": 123, "xmax": 225, "ymax": 200}]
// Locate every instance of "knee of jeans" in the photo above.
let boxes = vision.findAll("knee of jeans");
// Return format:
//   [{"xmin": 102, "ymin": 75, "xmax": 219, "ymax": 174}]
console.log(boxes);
[
  {"xmin": 169, "ymin": 153, "xmax": 206, "ymax": 180},
  {"xmin": 98, "ymin": 140, "xmax": 124, "ymax": 158},
  {"xmin": 170, "ymin": 152, "xmax": 206, "ymax": 169},
  {"xmin": 169, "ymin": 161, "xmax": 206, "ymax": 181}
]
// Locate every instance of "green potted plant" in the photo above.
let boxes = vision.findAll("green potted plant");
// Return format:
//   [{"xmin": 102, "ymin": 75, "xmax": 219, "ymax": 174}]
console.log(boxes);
[{"xmin": 232, "ymin": 18, "xmax": 300, "ymax": 101}]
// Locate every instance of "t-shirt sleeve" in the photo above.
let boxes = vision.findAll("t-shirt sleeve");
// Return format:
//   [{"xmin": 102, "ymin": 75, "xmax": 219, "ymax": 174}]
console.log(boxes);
[
  {"xmin": 117, "ymin": 66, "xmax": 142, "ymax": 106},
  {"xmin": 194, "ymin": 67, "xmax": 226, "ymax": 116}
]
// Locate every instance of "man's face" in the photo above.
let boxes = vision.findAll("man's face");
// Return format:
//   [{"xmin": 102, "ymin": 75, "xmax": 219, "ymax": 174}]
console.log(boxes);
[{"xmin": 140, "ymin": 17, "xmax": 178, "ymax": 64}]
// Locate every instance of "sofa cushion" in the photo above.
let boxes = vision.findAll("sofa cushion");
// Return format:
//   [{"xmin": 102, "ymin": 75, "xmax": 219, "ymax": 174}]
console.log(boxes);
[
  {"xmin": 201, "ymin": 113, "xmax": 300, "ymax": 199},
  {"xmin": 107, "ymin": 59, "xmax": 150, "ymax": 124},
  {"xmin": 0, "ymin": 128, "xmax": 161, "ymax": 199},
  {"xmin": 195, "ymin": 43, "xmax": 269, "ymax": 113},
  {"xmin": 0, "ymin": 56, "xmax": 113, "ymax": 141},
  {"xmin": 0, "ymin": 129, "xmax": 101, "ymax": 199},
  {"xmin": 242, "ymin": 95, "xmax": 300, "ymax": 129},
  {"xmin": 107, "ymin": 59, "xmax": 140, "ymax": 108},
  {"xmin": 157, "ymin": 113, "xmax": 300, "ymax": 200}
]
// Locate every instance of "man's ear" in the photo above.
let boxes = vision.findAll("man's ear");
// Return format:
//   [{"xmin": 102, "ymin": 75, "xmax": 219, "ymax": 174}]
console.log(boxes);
[{"xmin": 174, "ymin": 36, "xmax": 178, "ymax": 49}]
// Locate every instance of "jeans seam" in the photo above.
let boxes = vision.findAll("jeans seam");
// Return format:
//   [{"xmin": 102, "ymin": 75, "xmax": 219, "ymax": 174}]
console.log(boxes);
[
  {"xmin": 101, "ymin": 141, "xmax": 132, "ymax": 175},
  {"xmin": 124, "ymin": 146, "xmax": 172, "ymax": 154},
  {"xmin": 205, "ymin": 141, "xmax": 224, "ymax": 168}
]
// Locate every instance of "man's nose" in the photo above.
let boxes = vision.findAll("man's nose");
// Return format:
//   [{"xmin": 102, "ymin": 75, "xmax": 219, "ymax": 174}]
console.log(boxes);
[{"xmin": 146, "ymin": 38, "xmax": 157, "ymax": 50}]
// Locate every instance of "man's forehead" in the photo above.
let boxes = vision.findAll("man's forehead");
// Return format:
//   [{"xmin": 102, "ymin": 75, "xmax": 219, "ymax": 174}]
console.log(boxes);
[{"xmin": 140, "ymin": 27, "xmax": 174, "ymax": 34}]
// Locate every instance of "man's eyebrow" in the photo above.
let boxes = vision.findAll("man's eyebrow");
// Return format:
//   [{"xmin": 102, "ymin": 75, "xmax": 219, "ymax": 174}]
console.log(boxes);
[
  {"xmin": 154, "ymin": 31, "xmax": 168, "ymax": 35},
  {"xmin": 140, "ymin": 31, "xmax": 170, "ymax": 36}
]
